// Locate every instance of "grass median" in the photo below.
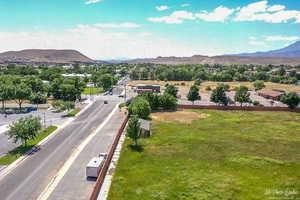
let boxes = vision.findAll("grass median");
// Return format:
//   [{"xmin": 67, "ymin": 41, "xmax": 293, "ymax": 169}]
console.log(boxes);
[
  {"xmin": 0, "ymin": 126, "xmax": 58, "ymax": 165},
  {"xmin": 82, "ymin": 87, "xmax": 103, "ymax": 95},
  {"xmin": 62, "ymin": 108, "xmax": 81, "ymax": 117},
  {"xmin": 108, "ymin": 110, "xmax": 300, "ymax": 200}
]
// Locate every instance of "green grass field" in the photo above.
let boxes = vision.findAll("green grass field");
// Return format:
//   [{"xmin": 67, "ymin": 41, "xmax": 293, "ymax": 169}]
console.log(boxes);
[
  {"xmin": 108, "ymin": 110, "xmax": 300, "ymax": 200},
  {"xmin": 0, "ymin": 126, "xmax": 57, "ymax": 165},
  {"xmin": 82, "ymin": 87, "xmax": 103, "ymax": 95}
]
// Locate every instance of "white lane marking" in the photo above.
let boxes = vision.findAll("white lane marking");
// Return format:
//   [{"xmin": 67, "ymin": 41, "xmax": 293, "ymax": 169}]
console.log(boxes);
[
  {"xmin": 37, "ymin": 104, "xmax": 119, "ymax": 200},
  {"xmin": 0, "ymin": 100, "xmax": 95, "ymax": 181}
]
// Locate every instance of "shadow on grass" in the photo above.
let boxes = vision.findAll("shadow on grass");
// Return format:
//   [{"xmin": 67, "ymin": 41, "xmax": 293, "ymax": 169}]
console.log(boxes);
[{"xmin": 128, "ymin": 144, "xmax": 144, "ymax": 152}]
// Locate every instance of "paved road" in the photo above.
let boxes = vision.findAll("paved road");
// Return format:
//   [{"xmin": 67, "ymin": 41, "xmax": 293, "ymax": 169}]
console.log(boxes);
[
  {"xmin": 48, "ymin": 109, "xmax": 125, "ymax": 200},
  {"xmin": 0, "ymin": 98, "xmax": 120, "ymax": 200}
]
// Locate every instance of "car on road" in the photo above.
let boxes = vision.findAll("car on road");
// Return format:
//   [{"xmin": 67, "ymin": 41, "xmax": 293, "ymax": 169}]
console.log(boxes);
[
  {"xmin": 103, "ymin": 91, "xmax": 109, "ymax": 96},
  {"xmin": 104, "ymin": 100, "xmax": 108, "ymax": 104}
]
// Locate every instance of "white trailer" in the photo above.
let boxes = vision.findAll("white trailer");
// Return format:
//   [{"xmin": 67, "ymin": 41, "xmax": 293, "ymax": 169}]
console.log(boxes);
[{"xmin": 86, "ymin": 157, "xmax": 105, "ymax": 178}]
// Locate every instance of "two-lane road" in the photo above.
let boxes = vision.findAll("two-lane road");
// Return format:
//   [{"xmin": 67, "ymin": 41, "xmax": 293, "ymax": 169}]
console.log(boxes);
[{"xmin": 0, "ymin": 99, "xmax": 119, "ymax": 200}]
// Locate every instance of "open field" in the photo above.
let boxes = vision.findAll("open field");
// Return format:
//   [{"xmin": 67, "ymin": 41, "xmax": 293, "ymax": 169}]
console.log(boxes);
[
  {"xmin": 82, "ymin": 87, "xmax": 103, "ymax": 95},
  {"xmin": 108, "ymin": 110, "xmax": 300, "ymax": 200}
]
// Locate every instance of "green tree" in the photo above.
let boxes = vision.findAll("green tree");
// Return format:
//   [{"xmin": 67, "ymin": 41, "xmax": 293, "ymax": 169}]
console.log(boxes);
[
  {"xmin": 0, "ymin": 84, "xmax": 14, "ymax": 112},
  {"xmin": 128, "ymin": 97, "xmax": 151, "ymax": 119},
  {"xmin": 159, "ymin": 93, "xmax": 177, "ymax": 110},
  {"xmin": 30, "ymin": 93, "xmax": 47, "ymax": 109},
  {"xmin": 210, "ymin": 85, "xmax": 228, "ymax": 106},
  {"xmin": 126, "ymin": 116, "xmax": 140, "ymax": 146},
  {"xmin": 14, "ymin": 83, "xmax": 32, "ymax": 110},
  {"xmin": 280, "ymin": 92, "xmax": 300, "ymax": 109},
  {"xmin": 7, "ymin": 116, "xmax": 42, "ymax": 146},
  {"xmin": 234, "ymin": 86, "xmax": 251, "ymax": 107},
  {"xmin": 100, "ymin": 74, "xmax": 114, "ymax": 91},
  {"xmin": 253, "ymin": 80, "xmax": 266, "ymax": 91},
  {"xmin": 164, "ymin": 84, "xmax": 178, "ymax": 98},
  {"xmin": 187, "ymin": 85, "xmax": 201, "ymax": 104}
]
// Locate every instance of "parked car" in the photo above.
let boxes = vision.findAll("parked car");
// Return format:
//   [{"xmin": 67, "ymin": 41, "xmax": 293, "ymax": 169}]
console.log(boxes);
[{"xmin": 104, "ymin": 100, "xmax": 108, "ymax": 104}]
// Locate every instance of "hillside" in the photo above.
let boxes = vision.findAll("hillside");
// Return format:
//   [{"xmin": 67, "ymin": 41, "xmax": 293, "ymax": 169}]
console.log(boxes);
[
  {"xmin": 0, "ymin": 49, "xmax": 95, "ymax": 64},
  {"xmin": 234, "ymin": 41, "xmax": 300, "ymax": 58},
  {"xmin": 123, "ymin": 55, "xmax": 300, "ymax": 66}
]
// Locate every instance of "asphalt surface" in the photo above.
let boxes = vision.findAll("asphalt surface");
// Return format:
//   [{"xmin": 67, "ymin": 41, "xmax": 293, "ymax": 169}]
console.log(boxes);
[
  {"xmin": 0, "ymin": 98, "xmax": 120, "ymax": 200},
  {"xmin": 48, "ymin": 109, "xmax": 125, "ymax": 200}
]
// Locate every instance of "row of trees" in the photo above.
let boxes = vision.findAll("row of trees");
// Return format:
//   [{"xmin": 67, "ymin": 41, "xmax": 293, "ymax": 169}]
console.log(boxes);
[
  {"xmin": 186, "ymin": 84, "xmax": 300, "ymax": 109},
  {"xmin": 129, "ymin": 64, "xmax": 300, "ymax": 85}
]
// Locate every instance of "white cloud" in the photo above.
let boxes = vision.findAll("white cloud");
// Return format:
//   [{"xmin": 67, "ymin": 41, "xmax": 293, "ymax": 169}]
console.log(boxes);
[
  {"xmin": 265, "ymin": 35, "xmax": 299, "ymax": 41},
  {"xmin": 0, "ymin": 25, "xmax": 202, "ymax": 59},
  {"xmin": 181, "ymin": 4, "xmax": 191, "ymax": 8},
  {"xmin": 195, "ymin": 6, "xmax": 235, "ymax": 22},
  {"xmin": 248, "ymin": 36, "xmax": 266, "ymax": 46},
  {"xmin": 156, "ymin": 5, "xmax": 170, "ymax": 11},
  {"xmin": 85, "ymin": 0, "xmax": 102, "ymax": 5},
  {"xmin": 148, "ymin": 10, "xmax": 195, "ymax": 24},
  {"xmin": 235, "ymin": 0, "xmax": 300, "ymax": 23},
  {"xmin": 94, "ymin": 23, "xmax": 140, "ymax": 28},
  {"xmin": 267, "ymin": 5, "xmax": 285, "ymax": 12},
  {"xmin": 249, "ymin": 40, "xmax": 266, "ymax": 46}
]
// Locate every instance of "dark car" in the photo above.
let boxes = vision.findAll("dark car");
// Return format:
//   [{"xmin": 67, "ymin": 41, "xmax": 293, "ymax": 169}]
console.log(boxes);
[{"xmin": 104, "ymin": 100, "xmax": 108, "ymax": 104}]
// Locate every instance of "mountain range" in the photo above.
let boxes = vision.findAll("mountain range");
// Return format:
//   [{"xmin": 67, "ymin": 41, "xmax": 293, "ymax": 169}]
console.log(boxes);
[
  {"xmin": 0, "ymin": 41, "xmax": 300, "ymax": 66},
  {"xmin": 0, "ymin": 49, "xmax": 95, "ymax": 64},
  {"xmin": 121, "ymin": 41, "xmax": 300, "ymax": 66}
]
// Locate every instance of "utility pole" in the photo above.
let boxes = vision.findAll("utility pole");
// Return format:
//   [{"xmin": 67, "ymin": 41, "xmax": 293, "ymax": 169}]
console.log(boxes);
[{"xmin": 43, "ymin": 112, "xmax": 46, "ymax": 128}]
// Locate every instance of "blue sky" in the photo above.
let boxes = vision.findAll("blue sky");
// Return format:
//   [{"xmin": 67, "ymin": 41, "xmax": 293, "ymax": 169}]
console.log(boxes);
[{"xmin": 0, "ymin": 0, "xmax": 299, "ymax": 59}]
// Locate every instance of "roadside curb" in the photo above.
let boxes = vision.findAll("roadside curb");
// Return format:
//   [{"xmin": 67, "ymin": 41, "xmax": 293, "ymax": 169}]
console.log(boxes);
[
  {"xmin": 0, "ymin": 100, "xmax": 96, "ymax": 181},
  {"xmin": 97, "ymin": 127, "xmax": 127, "ymax": 200}
]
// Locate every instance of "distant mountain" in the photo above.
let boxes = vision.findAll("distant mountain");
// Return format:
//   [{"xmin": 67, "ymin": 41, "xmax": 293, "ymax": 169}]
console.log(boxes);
[
  {"xmin": 234, "ymin": 41, "xmax": 300, "ymax": 58},
  {"xmin": 0, "ymin": 49, "xmax": 95, "ymax": 64},
  {"xmin": 121, "ymin": 54, "xmax": 300, "ymax": 66}
]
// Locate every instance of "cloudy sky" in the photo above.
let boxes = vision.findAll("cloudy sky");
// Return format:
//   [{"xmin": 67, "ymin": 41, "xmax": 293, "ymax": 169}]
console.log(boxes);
[{"xmin": 0, "ymin": 0, "xmax": 300, "ymax": 59}]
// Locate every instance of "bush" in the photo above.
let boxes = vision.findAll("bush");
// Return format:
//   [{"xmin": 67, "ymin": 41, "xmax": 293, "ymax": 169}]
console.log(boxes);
[
  {"xmin": 128, "ymin": 97, "xmax": 151, "ymax": 119},
  {"xmin": 253, "ymin": 101, "xmax": 264, "ymax": 107},
  {"xmin": 205, "ymin": 86, "xmax": 212, "ymax": 91},
  {"xmin": 159, "ymin": 93, "xmax": 177, "ymax": 110},
  {"xmin": 51, "ymin": 100, "xmax": 75, "ymax": 111}
]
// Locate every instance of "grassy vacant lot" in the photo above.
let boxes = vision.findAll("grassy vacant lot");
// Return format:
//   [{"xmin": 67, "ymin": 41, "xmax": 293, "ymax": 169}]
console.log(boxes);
[
  {"xmin": 0, "ymin": 126, "xmax": 57, "ymax": 165},
  {"xmin": 82, "ymin": 87, "xmax": 103, "ymax": 95},
  {"xmin": 108, "ymin": 110, "xmax": 300, "ymax": 200}
]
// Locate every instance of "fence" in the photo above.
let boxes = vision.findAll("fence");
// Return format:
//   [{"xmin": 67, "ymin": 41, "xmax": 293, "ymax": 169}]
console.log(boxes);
[
  {"xmin": 89, "ymin": 115, "xmax": 129, "ymax": 200},
  {"xmin": 177, "ymin": 104, "xmax": 300, "ymax": 112}
]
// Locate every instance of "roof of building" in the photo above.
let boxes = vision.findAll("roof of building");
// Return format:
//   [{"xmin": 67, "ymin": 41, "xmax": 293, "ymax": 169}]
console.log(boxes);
[{"xmin": 139, "ymin": 119, "xmax": 150, "ymax": 131}]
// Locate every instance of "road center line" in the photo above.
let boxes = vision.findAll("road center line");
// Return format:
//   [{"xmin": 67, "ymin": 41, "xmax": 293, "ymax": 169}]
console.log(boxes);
[{"xmin": 37, "ymin": 104, "xmax": 119, "ymax": 200}]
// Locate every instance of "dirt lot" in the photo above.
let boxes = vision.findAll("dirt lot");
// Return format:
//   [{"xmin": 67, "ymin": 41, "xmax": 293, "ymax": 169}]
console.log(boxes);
[{"xmin": 151, "ymin": 110, "xmax": 209, "ymax": 124}]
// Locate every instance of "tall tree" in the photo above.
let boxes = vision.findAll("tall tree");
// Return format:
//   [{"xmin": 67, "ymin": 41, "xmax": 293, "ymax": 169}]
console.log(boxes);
[
  {"xmin": 14, "ymin": 83, "xmax": 32, "ymax": 110},
  {"xmin": 0, "ymin": 84, "xmax": 14, "ymax": 112},
  {"xmin": 253, "ymin": 80, "xmax": 266, "ymax": 91},
  {"xmin": 126, "ymin": 116, "xmax": 141, "ymax": 146},
  {"xmin": 30, "ymin": 93, "xmax": 47, "ymax": 109},
  {"xmin": 234, "ymin": 86, "xmax": 251, "ymax": 107},
  {"xmin": 128, "ymin": 97, "xmax": 151, "ymax": 119},
  {"xmin": 210, "ymin": 85, "xmax": 228, "ymax": 106},
  {"xmin": 187, "ymin": 85, "xmax": 201, "ymax": 104},
  {"xmin": 7, "ymin": 116, "xmax": 42, "ymax": 146},
  {"xmin": 164, "ymin": 84, "xmax": 178, "ymax": 98},
  {"xmin": 281, "ymin": 92, "xmax": 300, "ymax": 109}
]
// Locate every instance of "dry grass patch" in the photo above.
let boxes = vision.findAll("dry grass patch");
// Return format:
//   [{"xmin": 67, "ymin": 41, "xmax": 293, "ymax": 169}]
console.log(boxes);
[{"xmin": 151, "ymin": 110, "xmax": 209, "ymax": 124}]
